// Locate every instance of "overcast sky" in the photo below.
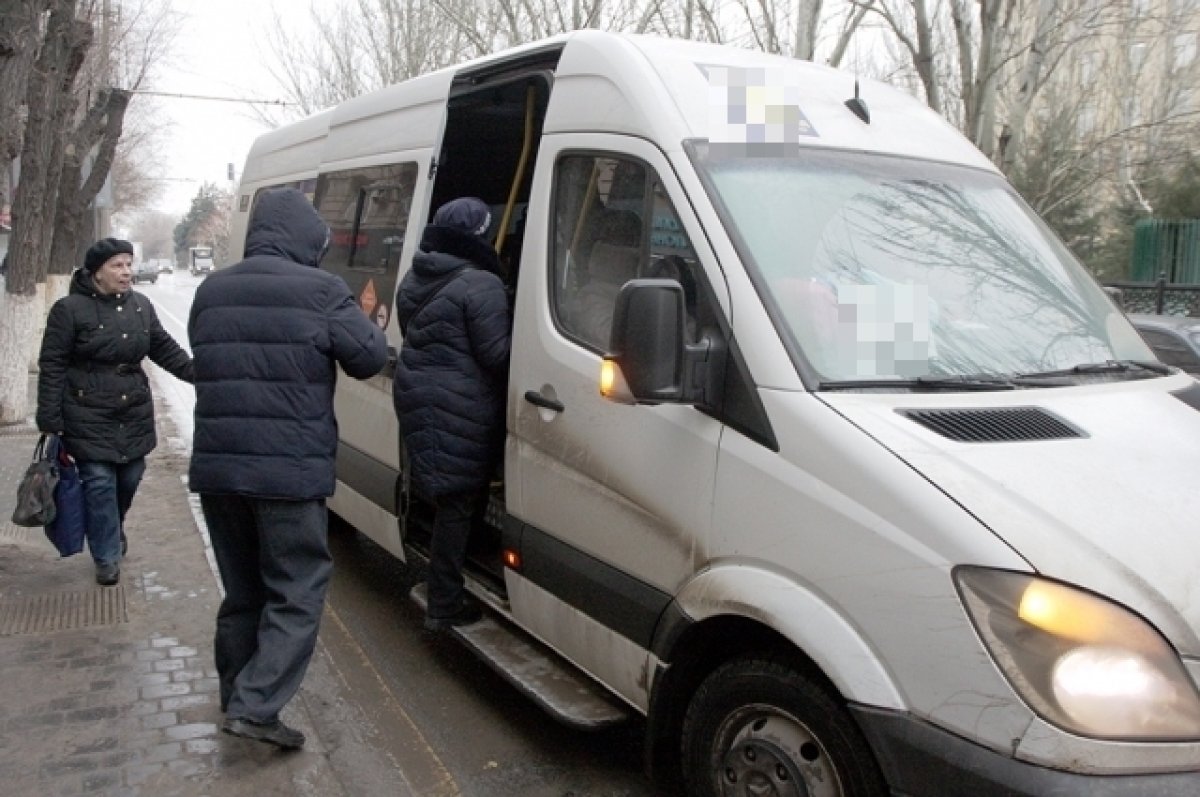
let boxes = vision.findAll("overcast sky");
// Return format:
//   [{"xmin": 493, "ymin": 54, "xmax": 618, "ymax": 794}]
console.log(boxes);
[{"xmin": 151, "ymin": 0, "xmax": 304, "ymax": 216}]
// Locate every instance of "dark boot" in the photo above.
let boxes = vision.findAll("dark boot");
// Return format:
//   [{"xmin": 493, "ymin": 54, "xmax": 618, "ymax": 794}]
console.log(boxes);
[
  {"xmin": 96, "ymin": 562, "xmax": 120, "ymax": 586},
  {"xmin": 424, "ymin": 597, "xmax": 482, "ymax": 632},
  {"xmin": 221, "ymin": 717, "xmax": 305, "ymax": 750}
]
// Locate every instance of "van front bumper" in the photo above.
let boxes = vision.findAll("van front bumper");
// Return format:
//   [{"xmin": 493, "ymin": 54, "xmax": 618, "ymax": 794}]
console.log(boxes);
[{"xmin": 851, "ymin": 705, "xmax": 1200, "ymax": 796}]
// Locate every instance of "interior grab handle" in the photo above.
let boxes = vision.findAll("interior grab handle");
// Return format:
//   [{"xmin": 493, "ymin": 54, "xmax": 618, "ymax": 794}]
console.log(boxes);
[{"xmin": 524, "ymin": 390, "xmax": 564, "ymax": 413}]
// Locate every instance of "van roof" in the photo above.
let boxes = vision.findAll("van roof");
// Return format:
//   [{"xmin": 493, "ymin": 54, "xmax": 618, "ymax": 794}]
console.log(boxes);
[
  {"xmin": 551, "ymin": 31, "xmax": 994, "ymax": 170},
  {"xmin": 242, "ymin": 31, "xmax": 994, "ymax": 186}
]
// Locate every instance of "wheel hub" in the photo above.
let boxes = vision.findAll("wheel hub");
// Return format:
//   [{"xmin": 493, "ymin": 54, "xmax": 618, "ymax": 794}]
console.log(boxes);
[
  {"xmin": 714, "ymin": 708, "xmax": 841, "ymax": 797},
  {"xmin": 720, "ymin": 735, "xmax": 809, "ymax": 797}
]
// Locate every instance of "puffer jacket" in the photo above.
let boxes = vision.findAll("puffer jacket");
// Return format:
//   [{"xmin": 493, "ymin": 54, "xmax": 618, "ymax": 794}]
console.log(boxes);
[
  {"xmin": 36, "ymin": 268, "xmax": 194, "ymax": 463},
  {"xmin": 187, "ymin": 187, "xmax": 388, "ymax": 500},
  {"xmin": 393, "ymin": 225, "xmax": 511, "ymax": 498}
]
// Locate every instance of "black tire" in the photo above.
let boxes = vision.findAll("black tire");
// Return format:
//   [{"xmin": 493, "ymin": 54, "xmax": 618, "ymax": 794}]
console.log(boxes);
[{"xmin": 681, "ymin": 655, "xmax": 887, "ymax": 797}]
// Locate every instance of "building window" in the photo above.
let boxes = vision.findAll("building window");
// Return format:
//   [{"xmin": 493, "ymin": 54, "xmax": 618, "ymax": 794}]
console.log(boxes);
[
  {"xmin": 1129, "ymin": 42, "xmax": 1148, "ymax": 73},
  {"xmin": 1077, "ymin": 105, "xmax": 1097, "ymax": 137},
  {"xmin": 1174, "ymin": 33, "xmax": 1197, "ymax": 70},
  {"xmin": 1080, "ymin": 51, "xmax": 1100, "ymax": 83},
  {"xmin": 1123, "ymin": 97, "xmax": 1142, "ymax": 127},
  {"xmin": 1170, "ymin": 0, "xmax": 1197, "ymax": 17}
]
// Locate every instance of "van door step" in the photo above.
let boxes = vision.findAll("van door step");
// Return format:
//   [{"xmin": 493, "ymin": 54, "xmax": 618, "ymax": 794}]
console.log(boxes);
[{"xmin": 410, "ymin": 583, "xmax": 632, "ymax": 730}]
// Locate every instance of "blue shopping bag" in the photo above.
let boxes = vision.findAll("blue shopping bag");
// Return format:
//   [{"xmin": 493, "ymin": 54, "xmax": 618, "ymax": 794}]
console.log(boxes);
[{"xmin": 44, "ymin": 436, "xmax": 86, "ymax": 558}]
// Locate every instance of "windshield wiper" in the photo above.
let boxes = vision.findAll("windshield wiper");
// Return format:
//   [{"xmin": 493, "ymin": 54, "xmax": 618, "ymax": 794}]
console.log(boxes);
[
  {"xmin": 1016, "ymin": 360, "xmax": 1170, "ymax": 380},
  {"xmin": 818, "ymin": 375, "xmax": 1017, "ymax": 392}
]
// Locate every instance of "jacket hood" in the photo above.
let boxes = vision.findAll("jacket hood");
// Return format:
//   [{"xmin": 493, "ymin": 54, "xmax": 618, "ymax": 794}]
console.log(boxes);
[
  {"xmin": 419, "ymin": 224, "xmax": 502, "ymax": 276},
  {"xmin": 244, "ymin": 188, "xmax": 330, "ymax": 266}
]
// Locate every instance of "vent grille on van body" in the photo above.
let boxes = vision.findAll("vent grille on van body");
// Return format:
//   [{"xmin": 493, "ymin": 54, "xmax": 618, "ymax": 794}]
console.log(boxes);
[{"xmin": 897, "ymin": 407, "xmax": 1084, "ymax": 442}]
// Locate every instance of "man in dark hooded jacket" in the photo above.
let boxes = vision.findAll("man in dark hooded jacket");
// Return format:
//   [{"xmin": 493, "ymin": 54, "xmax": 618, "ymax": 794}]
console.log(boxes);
[
  {"xmin": 188, "ymin": 187, "xmax": 387, "ymax": 749},
  {"xmin": 393, "ymin": 197, "xmax": 511, "ymax": 631}
]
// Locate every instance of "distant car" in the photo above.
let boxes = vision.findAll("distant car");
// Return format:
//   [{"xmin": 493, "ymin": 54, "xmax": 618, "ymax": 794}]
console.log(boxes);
[
  {"xmin": 156, "ymin": 259, "xmax": 173, "ymax": 275},
  {"xmin": 1128, "ymin": 313, "xmax": 1200, "ymax": 376},
  {"xmin": 130, "ymin": 261, "xmax": 157, "ymax": 285}
]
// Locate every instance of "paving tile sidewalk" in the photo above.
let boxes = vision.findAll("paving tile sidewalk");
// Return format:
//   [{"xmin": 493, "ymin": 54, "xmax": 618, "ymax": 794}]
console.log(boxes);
[{"xmin": 0, "ymin": 382, "xmax": 349, "ymax": 796}]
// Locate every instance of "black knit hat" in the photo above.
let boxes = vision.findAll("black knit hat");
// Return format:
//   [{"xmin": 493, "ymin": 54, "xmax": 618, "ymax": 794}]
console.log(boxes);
[
  {"xmin": 84, "ymin": 237, "xmax": 134, "ymax": 272},
  {"xmin": 432, "ymin": 197, "xmax": 491, "ymax": 238}
]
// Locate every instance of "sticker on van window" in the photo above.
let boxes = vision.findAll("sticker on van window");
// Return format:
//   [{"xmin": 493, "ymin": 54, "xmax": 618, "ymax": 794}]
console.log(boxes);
[
  {"xmin": 700, "ymin": 64, "xmax": 818, "ymax": 157},
  {"xmin": 375, "ymin": 303, "xmax": 389, "ymax": 330},
  {"xmin": 360, "ymin": 278, "xmax": 378, "ymax": 317}
]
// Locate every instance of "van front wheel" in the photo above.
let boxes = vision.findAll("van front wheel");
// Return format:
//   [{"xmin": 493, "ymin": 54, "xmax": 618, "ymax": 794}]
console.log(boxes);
[{"xmin": 681, "ymin": 656, "xmax": 886, "ymax": 797}]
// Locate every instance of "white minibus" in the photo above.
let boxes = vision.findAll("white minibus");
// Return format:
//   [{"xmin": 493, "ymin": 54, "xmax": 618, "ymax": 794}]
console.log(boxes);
[{"xmin": 230, "ymin": 31, "xmax": 1200, "ymax": 796}]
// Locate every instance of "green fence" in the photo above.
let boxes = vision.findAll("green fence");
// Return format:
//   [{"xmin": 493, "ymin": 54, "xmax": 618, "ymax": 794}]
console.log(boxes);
[{"xmin": 1131, "ymin": 219, "xmax": 1200, "ymax": 283}]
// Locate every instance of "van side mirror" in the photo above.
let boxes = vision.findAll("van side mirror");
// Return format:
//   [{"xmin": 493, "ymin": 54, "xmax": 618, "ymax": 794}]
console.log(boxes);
[{"xmin": 602, "ymin": 279, "xmax": 723, "ymax": 407}]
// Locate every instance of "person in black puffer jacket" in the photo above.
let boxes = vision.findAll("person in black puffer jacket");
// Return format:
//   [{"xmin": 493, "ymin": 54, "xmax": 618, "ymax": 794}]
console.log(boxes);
[
  {"xmin": 36, "ymin": 237, "xmax": 194, "ymax": 586},
  {"xmin": 188, "ymin": 187, "xmax": 386, "ymax": 750},
  {"xmin": 393, "ymin": 197, "xmax": 511, "ymax": 631}
]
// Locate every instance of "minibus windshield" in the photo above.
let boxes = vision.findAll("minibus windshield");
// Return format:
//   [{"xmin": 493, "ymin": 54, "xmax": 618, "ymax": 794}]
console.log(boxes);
[{"xmin": 692, "ymin": 145, "xmax": 1153, "ymax": 385}]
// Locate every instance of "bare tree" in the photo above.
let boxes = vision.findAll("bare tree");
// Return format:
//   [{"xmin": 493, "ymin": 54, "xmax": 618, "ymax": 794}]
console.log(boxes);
[
  {"xmin": 0, "ymin": 1, "xmax": 50, "ymax": 217},
  {"xmin": 48, "ymin": 0, "xmax": 178, "ymax": 286},
  {"xmin": 0, "ymin": 0, "xmax": 91, "ymax": 423},
  {"xmin": 109, "ymin": 104, "xmax": 168, "ymax": 219}
]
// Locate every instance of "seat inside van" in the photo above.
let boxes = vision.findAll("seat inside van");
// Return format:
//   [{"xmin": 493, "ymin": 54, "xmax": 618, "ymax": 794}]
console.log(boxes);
[{"xmin": 571, "ymin": 210, "xmax": 644, "ymax": 348}]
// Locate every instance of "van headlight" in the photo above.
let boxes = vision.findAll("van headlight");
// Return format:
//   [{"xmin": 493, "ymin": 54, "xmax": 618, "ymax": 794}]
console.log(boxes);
[{"xmin": 955, "ymin": 567, "xmax": 1200, "ymax": 740}]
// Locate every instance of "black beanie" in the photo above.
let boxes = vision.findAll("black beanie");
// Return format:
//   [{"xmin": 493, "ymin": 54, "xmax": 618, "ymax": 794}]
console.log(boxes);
[
  {"xmin": 84, "ymin": 237, "xmax": 134, "ymax": 273},
  {"xmin": 432, "ymin": 197, "xmax": 491, "ymax": 238}
]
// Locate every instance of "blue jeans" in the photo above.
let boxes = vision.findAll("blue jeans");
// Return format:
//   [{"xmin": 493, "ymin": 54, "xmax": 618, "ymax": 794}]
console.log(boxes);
[
  {"xmin": 78, "ymin": 458, "xmax": 146, "ymax": 567},
  {"xmin": 202, "ymin": 494, "xmax": 332, "ymax": 723}
]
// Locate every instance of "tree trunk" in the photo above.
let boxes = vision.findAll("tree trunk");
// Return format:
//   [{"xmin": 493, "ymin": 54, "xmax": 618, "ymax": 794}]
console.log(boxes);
[
  {"xmin": 0, "ymin": 1, "xmax": 47, "ymax": 169},
  {"xmin": 912, "ymin": 0, "xmax": 941, "ymax": 113},
  {"xmin": 0, "ymin": 0, "xmax": 90, "ymax": 423},
  {"xmin": 0, "ymin": 293, "xmax": 38, "ymax": 425},
  {"xmin": 794, "ymin": 0, "xmax": 823, "ymax": 61},
  {"xmin": 50, "ymin": 88, "xmax": 132, "ymax": 280},
  {"xmin": 969, "ymin": 0, "xmax": 1005, "ymax": 157},
  {"xmin": 999, "ymin": 0, "xmax": 1056, "ymax": 173}
]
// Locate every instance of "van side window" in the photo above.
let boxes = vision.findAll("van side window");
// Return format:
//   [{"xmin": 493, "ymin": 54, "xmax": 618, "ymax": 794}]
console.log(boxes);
[
  {"xmin": 249, "ymin": 179, "xmax": 318, "ymax": 216},
  {"xmin": 313, "ymin": 163, "xmax": 418, "ymax": 327},
  {"xmin": 551, "ymin": 154, "xmax": 702, "ymax": 351}
]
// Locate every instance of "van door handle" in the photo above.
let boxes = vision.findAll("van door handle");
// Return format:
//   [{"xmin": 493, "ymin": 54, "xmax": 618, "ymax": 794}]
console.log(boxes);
[{"xmin": 524, "ymin": 390, "xmax": 564, "ymax": 413}]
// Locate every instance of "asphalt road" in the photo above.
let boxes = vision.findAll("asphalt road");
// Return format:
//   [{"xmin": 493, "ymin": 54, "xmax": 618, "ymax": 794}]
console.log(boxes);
[{"xmin": 140, "ymin": 270, "xmax": 656, "ymax": 796}]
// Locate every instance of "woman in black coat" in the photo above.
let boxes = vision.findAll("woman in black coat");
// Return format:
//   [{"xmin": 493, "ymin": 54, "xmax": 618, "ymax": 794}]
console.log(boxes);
[
  {"xmin": 393, "ymin": 197, "xmax": 511, "ymax": 630},
  {"xmin": 36, "ymin": 238, "xmax": 194, "ymax": 586}
]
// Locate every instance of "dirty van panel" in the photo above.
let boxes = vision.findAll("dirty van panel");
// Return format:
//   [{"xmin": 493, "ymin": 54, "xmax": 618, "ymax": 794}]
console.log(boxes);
[{"xmin": 507, "ymin": 135, "xmax": 729, "ymax": 706}]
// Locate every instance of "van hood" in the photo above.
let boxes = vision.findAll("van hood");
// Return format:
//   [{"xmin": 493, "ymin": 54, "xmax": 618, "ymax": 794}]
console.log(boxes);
[{"xmin": 819, "ymin": 375, "xmax": 1200, "ymax": 654}]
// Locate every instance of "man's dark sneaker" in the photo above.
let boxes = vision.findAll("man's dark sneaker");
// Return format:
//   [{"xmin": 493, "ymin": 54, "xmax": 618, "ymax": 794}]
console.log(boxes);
[
  {"xmin": 221, "ymin": 717, "xmax": 305, "ymax": 750},
  {"xmin": 424, "ymin": 599, "xmax": 483, "ymax": 632},
  {"xmin": 95, "ymin": 562, "xmax": 120, "ymax": 586}
]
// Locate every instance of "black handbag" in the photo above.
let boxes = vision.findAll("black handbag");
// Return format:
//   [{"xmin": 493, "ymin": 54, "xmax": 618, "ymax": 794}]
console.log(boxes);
[{"xmin": 11, "ymin": 435, "xmax": 59, "ymax": 527}]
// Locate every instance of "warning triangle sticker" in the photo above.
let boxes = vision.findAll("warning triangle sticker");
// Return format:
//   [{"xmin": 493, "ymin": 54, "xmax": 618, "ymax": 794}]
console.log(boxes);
[{"xmin": 360, "ymin": 279, "xmax": 378, "ymax": 316}]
